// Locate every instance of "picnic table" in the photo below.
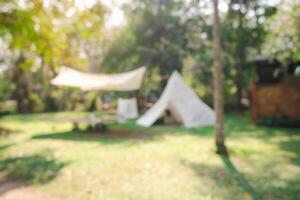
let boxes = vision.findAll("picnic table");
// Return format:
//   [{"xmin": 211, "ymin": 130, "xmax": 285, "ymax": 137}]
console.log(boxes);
[{"xmin": 58, "ymin": 114, "xmax": 116, "ymax": 132}]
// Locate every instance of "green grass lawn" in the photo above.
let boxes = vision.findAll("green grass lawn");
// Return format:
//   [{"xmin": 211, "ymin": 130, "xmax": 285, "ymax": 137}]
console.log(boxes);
[{"xmin": 0, "ymin": 112, "xmax": 299, "ymax": 200}]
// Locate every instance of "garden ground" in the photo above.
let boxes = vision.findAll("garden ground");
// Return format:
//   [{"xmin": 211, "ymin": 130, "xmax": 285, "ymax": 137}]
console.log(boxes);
[{"xmin": 0, "ymin": 112, "xmax": 299, "ymax": 200}]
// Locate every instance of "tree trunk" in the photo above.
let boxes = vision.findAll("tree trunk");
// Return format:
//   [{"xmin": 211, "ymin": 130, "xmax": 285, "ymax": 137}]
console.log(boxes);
[
  {"xmin": 84, "ymin": 41, "xmax": 100, "ymax": 73},
  {"xmin": 212, "ymin": 0, "xmax": 227, "ymax": 155},
  {"xmin": 11, "ymin": 55, "xmax": 31, "ymax": 113}
]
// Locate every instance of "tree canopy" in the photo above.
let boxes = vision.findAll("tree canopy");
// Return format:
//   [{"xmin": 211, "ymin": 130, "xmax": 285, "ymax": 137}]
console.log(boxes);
[{"xmin": 0, "ymin": 0, "xmax": 299, "ymax": 113}]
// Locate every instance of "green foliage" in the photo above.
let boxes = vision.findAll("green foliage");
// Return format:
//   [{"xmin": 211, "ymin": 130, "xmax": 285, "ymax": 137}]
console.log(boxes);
[
  {"xmin": 263, "ymin": 0, "xmax": 300, "ymax": 62},
  {"xmin": 0, "ymin": 0, "xmax": 106, "ymax": 112},
  {"xmin": 29, "ymin": 93, "xmax": 44, "ymax": 112},
  {"xmin": 0, "ymin": 75, "xmax": 15, "ymax": 101},
  {"xmin": 101, "ymin": 0, "xmax": 187, "ymax": 89},
  {"xmin": 0, "ymin": 8, "xmax": 37, "ymax": 47}
]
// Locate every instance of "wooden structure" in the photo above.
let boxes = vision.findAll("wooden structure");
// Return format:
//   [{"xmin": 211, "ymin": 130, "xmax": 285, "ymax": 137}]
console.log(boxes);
[{"xmin": 252, "ymin": 58, "xmax": 300, "ymax": 122}]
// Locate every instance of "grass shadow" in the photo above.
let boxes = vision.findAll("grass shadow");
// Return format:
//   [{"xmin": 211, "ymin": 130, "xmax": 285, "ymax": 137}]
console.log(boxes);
[
  {"xmin": 0, "ymin": 144, "xmax": 13, "ymax": 153},
  {"xmin": 110, "ymin": 119, "xmax": 215, "ymax": 136},
  {"xmin": 221, "ymin": 155, "xmax": 259, "ymax": 199},
  {"xmin": 0, "ymin": 127, "xmax": 18, "ymax": 137},
  {"xmin": 32, "ymin": 129, "xmax": 166, "ymax": 145},
  {"xmin": 181, "ymin": 156, "xmax": 259, "ymax": 200},
  {"xmin": 279, "ymin": 137, "xmax": 300, "ymax": 165},
  {"xmin": 182, "ymin": 153, "xmax": 300, "ymax": 200},
  {"xmin": 0, "ymin": 153, "xmax": 66, "ymax": 184}
]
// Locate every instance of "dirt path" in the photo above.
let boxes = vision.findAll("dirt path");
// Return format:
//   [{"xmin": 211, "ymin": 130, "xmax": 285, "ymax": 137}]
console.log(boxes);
[{"xmin": 0, "ymin": 181, "xmax": 60, "ymax": 200}]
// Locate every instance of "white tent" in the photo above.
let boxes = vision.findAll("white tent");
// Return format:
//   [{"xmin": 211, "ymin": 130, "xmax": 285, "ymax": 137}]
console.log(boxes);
[
  {"xmin": 137, "ymin": 71, "xmax": 215, "ymax": 128},
  {"xmin": 51, "ymin": 66, "xmax": 146, "ymax": 91}
]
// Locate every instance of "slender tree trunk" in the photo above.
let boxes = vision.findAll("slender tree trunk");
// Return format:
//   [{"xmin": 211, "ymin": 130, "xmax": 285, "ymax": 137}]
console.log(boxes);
[
  {"xmin": 212, "ymin": 0, "xmax": 227, "ymax": 155},
  {"xmin": 86, "ymin": 48, "xmax": 98, "ymax": 73},
  {"xmin": 11, "ymin": 55, "xmax": 31, "ymax": 113}
]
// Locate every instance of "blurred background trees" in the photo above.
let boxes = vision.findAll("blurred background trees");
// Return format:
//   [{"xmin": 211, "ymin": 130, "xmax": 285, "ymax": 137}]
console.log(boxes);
[
  {"xmin": 0, "ymin": 0, "xmax": 299, "ymax": 113},
  {"xmin": 263, "ymin": 0, "xmax": 300, "ymax": 63},
  {"xmin": 0, "ymin": 0, "xmax": 106, "ymax": 112}
]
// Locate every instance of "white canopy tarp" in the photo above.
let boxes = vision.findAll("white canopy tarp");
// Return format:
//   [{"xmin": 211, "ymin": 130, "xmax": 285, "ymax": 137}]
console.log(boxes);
[
  {"xmin": 137, "ymin": 71, "xmax": 215, "ymax": 128},
  {"xmin": 51, "ymin": 66, "xmax": 146, "ymax": 91}
]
